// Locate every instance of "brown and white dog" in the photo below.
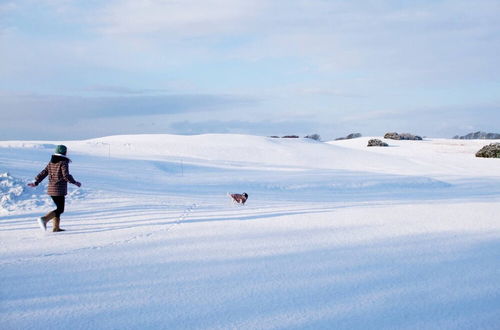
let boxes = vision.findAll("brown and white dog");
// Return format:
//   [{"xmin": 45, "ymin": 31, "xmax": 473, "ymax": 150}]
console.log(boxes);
[{"xmin": 229, "ymin": 192, "xmax": 248, "ymax": 205}]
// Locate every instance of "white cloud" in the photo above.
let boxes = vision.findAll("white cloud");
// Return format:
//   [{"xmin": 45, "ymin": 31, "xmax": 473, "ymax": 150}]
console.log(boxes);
[
  {"xmin": 2, "ymin": 0, "xmax": 499, "ymax": 140},
  {"xmin": 94, "ymin": 0, "xmax": 264, "ymax": 37},
  {"xmin": 295, "ymin": 87, "xmax": 364, "ymax": 98}
]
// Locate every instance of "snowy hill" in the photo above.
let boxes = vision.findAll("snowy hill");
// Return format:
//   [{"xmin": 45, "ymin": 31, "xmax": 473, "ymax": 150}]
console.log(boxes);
[
  {"xmin": 1, "ymin": 134, "xmax": 500, "ymax": 329},
  {"xmin": 2, "ymin": 134, "xmax": 413, "ymax": 171}
]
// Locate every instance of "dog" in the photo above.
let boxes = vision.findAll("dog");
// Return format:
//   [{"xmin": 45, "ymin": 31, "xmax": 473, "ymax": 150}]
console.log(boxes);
[{"xmin": 229, "ymin": 192, "xmax": 248, "ymax": 205}]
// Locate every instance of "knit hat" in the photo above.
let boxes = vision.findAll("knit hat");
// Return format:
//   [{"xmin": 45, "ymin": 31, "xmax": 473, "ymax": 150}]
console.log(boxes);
[{"xmin": 55, "ymin": 145, "xmax": 67, "ymax": 155}]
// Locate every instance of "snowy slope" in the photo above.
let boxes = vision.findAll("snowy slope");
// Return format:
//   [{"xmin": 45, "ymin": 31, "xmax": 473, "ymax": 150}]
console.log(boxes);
[
  {"xmin": 0, "ymin": 134, "xmax": 414, "ymax": 171},
  {"xmin": 1, "ymin": 134, "xmax": 499, "ymax": 330},
  {"xmin": 329, "ymin": 136, "xmax": 500, "ymax": 177}
]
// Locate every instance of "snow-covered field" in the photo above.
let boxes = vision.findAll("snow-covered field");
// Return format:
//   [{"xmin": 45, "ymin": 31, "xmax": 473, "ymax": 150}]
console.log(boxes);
[{"xmin": 1, "ymin": 134, "xmax": 499, "ymax": 329}]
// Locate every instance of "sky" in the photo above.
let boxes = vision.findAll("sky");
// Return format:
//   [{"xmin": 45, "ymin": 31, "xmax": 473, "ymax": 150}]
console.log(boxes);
[{"xmin": 1, "ymin": 0, "xmax": 499, "ymax": 141}]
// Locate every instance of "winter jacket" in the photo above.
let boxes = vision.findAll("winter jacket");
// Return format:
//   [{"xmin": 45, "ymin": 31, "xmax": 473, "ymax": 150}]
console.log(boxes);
[{"xmin": 34, "ymin": 155, "xmax": 78, "ymax": 196}]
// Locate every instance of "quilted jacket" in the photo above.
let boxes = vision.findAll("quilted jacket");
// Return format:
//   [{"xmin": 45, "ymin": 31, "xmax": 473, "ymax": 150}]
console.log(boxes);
[{"xmin": 34, "ymin": 155, "xmax": 78, "ymax": 196}]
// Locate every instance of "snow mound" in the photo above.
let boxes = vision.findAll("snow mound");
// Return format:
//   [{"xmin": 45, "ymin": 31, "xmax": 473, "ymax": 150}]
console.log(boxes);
[
  {"xmin": 0, "ymin": 173, "xmax": 85, "ymax": 214},
  {"xmin": 0, "ymin": 173, "xmax": 24, "ymax": 203},
  {"xmin": 0, "ymin": 172, "xmax": 48, "ymax": 214}
]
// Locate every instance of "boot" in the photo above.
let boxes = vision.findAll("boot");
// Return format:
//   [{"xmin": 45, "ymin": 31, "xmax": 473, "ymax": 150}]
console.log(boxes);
[
  {"xmin": 52, "ymin": 216, "xmax": 65, "ymax": 232},
  {"xmin": 37, "ymin": 210, "xmax": 56, "ymax": 231},
  {"xmin": 43, "ymin": 210, "xmax": 56, "ymax": 222}
]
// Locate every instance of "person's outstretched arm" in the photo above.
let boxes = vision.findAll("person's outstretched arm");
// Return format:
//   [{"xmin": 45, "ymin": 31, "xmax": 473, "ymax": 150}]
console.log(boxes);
[
  {"xmin": 28, "ymin": 166, "xmax": 49, "ymax": 187},
  {"xmin": 61, "ymin": 161, "xmax": 81, "ymax": 187}
]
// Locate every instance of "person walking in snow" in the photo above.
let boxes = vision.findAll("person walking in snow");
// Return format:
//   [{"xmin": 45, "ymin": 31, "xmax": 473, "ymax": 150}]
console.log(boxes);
[{"xmin": 28, "ymin": 145, "xmax": 81, "ymax": 232}]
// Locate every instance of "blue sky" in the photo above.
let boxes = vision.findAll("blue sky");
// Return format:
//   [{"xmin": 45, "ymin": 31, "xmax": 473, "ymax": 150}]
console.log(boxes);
[{"xmin": 1, "ymin": 0, "xmax": 499, "ymax": 140}]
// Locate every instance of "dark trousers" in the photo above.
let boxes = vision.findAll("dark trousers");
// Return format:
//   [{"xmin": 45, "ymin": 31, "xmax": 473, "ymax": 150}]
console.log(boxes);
[{"xmin": 51, "ymin": 196, "xmax": 65, "ymax": 217}]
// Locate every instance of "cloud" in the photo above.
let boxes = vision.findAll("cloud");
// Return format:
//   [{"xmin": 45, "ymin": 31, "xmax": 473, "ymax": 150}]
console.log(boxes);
[
  {"xmin": 4, "ymin": 0, "xmax": 500, "ymax": 84},
  {"xmin": 1, "ymin": 1, "xmax": 499, "ymax": 141},
  {"xmin": 1, "ymin": 90, "xmax": 498, "ymax": 140},
  {"xmin": 296, "ymin": 87, "xmax": 365, "ymax": 98},
  {"xmin": 94, "ymin": 0, "xmax": 263, "ymax": 37},
  {"xmin": 0, "ymin": 91, "xmax": 258, "ymax": 121},
  {"xmin": 83, "ymin": 85, "xmax": 171, "ymax": 95}
]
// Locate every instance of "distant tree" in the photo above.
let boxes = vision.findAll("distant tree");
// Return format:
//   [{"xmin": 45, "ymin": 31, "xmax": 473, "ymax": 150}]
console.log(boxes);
[
  {"xmin": 282, "ymin": 135, "xmax": 299, "ymax": 138},
  {"xmin": 304, "ymin": 134, "xmax": 321, "ymax": 141},
  {"xmin": 346, "ymin": 133, "xmax": 362, "ymax": 139},
  {"xmin": 335, "ymin": 133, "xmax": 362, "ymax": 140}
]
